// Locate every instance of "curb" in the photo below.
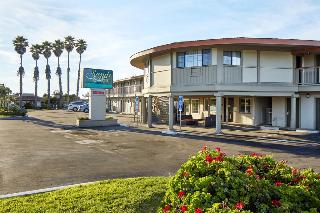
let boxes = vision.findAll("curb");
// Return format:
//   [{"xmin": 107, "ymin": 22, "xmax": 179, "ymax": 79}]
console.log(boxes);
[{"xmin": 0, "ymin": 181, "xmax": 97, "ymax": 199}]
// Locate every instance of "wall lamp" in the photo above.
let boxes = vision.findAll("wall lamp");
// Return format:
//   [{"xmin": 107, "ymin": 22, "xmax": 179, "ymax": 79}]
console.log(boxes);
[{"xmin": 306, "ymin": 93, "xmax": 311, "ymax": 98}]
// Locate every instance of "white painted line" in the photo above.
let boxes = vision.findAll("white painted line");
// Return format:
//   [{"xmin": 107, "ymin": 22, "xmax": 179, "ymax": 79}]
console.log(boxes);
[
  {"xmin": 74, "ymin": 139, "xmax": 103, "ymax": 145},
  {"xmin": 119, "ymin": 123, "xmax": 129, "ymax": 127},
  {"xmin": 161, "ymin": 130, "xmax": 178, "ymax": 135},
  {"xmin": 0, "ymin": 181, "xmax": 97, "ymax": 199}
]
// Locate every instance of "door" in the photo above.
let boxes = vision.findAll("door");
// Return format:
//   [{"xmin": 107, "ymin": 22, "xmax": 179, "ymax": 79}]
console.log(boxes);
[
  {"xmin": 316, "ymin": 98, "xmax": 320, "ymax": 130},
  {"xmin": 227, "ymin": 98, "xmax": 234, "ymax": 122}
]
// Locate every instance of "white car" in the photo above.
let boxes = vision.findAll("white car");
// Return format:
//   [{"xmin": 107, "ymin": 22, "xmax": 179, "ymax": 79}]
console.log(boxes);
[{"xmin": 67, "ymin": 101, "xmax": 87, "ymax": 112}]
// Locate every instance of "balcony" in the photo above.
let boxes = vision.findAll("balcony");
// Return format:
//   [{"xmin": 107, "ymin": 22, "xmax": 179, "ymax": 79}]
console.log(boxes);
[
  {"xmin": 296, "ymin": 67, "xmax": 320, "ymax": 85},
  {"xmin": 107, "ymin": 84, "xmax": 143, "ymax": 96}
]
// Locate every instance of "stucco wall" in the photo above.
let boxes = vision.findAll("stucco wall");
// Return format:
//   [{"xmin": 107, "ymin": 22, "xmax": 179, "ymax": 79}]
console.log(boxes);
[
  {"xmin": 260, "ymin": 51, "xmax": 293, "ymax": 83},
  {"xmin": 242, "ymin": 50, "xmax": 257, "ymax": 83},
  {"xmin": 272, "ymin": 96, "xmax": 286, "ymax": 127},
  {"xmin": 304, "ymin": 55, "xmax": 314, "ymax": 67},
  {"xmin": 152, "ymin": 54, "xmax": 171, "ymax": 87}
]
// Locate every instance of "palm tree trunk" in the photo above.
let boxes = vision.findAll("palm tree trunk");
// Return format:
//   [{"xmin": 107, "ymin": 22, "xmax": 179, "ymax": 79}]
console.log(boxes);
[
  {"xmin": 67, "ymin": 52, "xmax": 70, "ymax": 103},
  {"xmin": 47, "ymin": 58, "xmax": 50, "ymax": 109},
  {"xmin": 58, "ymin": 57, "xmax": 63, "ymax": 108},
  {"xmin": 76, "ymin": 54, "xmax": 81, "ymax": 99},
  {"xmin": 34, "ymin": 60, "xmax": 38, "ymax": 109},
  {"xmin": 19, "ymin": 54, "xmax": 23, "ymax": 108}
]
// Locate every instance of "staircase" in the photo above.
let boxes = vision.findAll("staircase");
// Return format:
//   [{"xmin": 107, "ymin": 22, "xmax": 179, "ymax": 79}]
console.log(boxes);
[{"xmin": 152, "ymin": 96, "xmax": 169, "ymax": 124}]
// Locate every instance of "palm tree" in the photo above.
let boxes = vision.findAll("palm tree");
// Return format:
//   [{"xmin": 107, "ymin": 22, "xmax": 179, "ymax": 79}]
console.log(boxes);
[
  {"xmin": 41, "ymin": 41, "xmax": 52, "ymax": 109},
  {"xmin": 52, "ymin": 39, "xmax": 64, "ymax": 108},
  {"xmin": 30, "ymin": 44, "xmax": 42, "ymax": 108},
  {"xmin": 75, "ymin": 39, "xmax": 87, "ymax": 98},
  {"xmin": 12, "ymin": 36, "xmax": 28, "ymax": 108},
  {"xmin": 64, "ymin": 36, "xmax": 75, "ymax": 103}
]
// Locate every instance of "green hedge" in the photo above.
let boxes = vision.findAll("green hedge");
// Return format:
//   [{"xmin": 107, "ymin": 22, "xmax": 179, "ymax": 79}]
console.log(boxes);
[
  {"xmin": 0, "ymin": 108, "xmax": 26, "ymax": 117},
  {"xmin": 159, "ymin": 147, "xmax": 320, "ymax": 213}
]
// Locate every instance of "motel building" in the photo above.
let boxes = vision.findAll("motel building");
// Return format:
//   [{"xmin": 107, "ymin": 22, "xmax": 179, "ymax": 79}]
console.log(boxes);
[
  {"xmin": 127, "ymin": 37, "xmax": 320, "ymax": 134},
  {"xmin": 107, "ymin": 75, "xmax": 144, "ymax": 114}
]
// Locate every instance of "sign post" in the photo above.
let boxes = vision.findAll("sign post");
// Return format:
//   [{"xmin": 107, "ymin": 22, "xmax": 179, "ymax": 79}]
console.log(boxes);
[
  {"xmin": 81, "ymin": 68, "xmax": 113, "ymax": 120},
  {"xmin": 178, "ymin": 96, "xmax": 183, "ymax": 132}
]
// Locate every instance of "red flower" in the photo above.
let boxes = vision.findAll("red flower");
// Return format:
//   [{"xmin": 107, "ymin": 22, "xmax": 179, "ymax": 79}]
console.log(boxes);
[
  {"xmin": 163, "ymin": 204, "xmax": 171, "ymax": 212},
  {"xmin": 182, "ymin": 171, "xmax": 189, "ymax": 177},
  {"xmin": 317, "ymin": 175, "xmax": 320, "ymax": 180},
  {"xmin": 235, "ymin": 202, "xmax": 245, "ymax": 209},
  {"xmin": 256, "ymin": 175, "xmax": 262, "ymax": 180},
  {"xmin": 246, "ymin": 166, "xmax": 254, "ymax": 175},
  {"xmin": 201, "ymin": 145, "xmax": 207, "ymax": 152},
  {"xmin": 205, "ymin": 155, "xmax": 214, "ymax": 163},
  {"xmin": 214, "ymin": 155, "xmax": 223, "ymax": 162},
  {"xmin": 251, "ymin": 152, "xmax": 258, "ymax": 157},
  {"xmin": 181, "ymin": 205, "xmax": 188, "ymax": 212},
  {"xmin": 195, "ymin": 208, "xmax": 202, "ymax": 213},
  {"xmin": 272, "ymin": 200, "xmax": 281, "ymax": 207},
  {"xmin": 178, "ymin": 191, "xmax": 185, "ymax": 198},
  {"xmin": 292, "ymin": 168, "xmax": 299, "ymax": 176},
  {"xmin": 275, "ymin": 181, "xmax": 283, "ymax": 187},
  {"xmin": 215, "ymin": 147, "xmax": 221, "ymax": 152}
]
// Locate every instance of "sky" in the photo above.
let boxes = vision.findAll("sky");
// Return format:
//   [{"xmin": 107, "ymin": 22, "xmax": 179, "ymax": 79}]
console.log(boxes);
[{"xmin": 1, "ymin": 0, "xmax": 320, "ymax": 97}]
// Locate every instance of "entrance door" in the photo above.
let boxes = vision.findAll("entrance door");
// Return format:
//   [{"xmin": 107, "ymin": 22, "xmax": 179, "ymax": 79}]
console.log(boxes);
[
  {"xmin": 316, "ymin": 98, "xmax": 320, "ymax": 130},
  {"xmin": 227, "ymin": 98, "xmax": 234, "ymax": 122}
]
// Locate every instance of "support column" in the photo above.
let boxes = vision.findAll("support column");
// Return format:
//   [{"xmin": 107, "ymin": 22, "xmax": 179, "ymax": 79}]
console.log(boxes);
[
  {"xmin": 215, "ymin": 93, "xmax": 222, "ymax": 134},
  {"xmin": 141, "ymin": 97, "xmax": 147, "ymax": 124},
  {"xmin": 168, "ymin": 95, "xmax": 174, "ymax": 130},
  {"xmin": 290, "ymin": 95, "xmax": 297, "ymax": 129},
  {"xmin": 147, "ymin": 96, "xmax": 152, "ymax": 128}
]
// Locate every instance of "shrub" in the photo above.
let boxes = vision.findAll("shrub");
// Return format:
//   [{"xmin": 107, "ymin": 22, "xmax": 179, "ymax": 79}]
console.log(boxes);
[{"xmin": 159, "ymin": 147, "xmax": 320, "ymax": 212}]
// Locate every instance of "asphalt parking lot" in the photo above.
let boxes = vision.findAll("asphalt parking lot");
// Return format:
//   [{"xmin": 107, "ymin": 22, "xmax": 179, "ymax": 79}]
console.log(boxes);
[{"xmin": 0, "ymin": 110, "xmax": 320, "ymax": 195}]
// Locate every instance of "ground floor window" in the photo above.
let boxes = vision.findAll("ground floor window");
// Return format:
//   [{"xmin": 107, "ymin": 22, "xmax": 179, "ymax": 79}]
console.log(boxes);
[
  {"xmin": 204, "ymin": 98, "xmax": 209, "ymax": 111},
  {"xmin": 210, "ymin": 98, "xmax": 216, "ymax": 114},
  {"xmin": 184, "ymin": 99, "xmax": 190, "ymax": 114},
  {"xmin": 191, "ymin": 99, "xmax": 200, "ymax": 113},
  {"xmin": 239, "ymin": 98, "xmax": 251, "ymax": 113}
]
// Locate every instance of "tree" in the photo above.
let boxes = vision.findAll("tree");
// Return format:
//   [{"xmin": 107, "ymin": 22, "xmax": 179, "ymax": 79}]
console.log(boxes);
[
  {"xmin": 12, "ymin": 36, "xmax": 28, "ymax": 108},
  {"xmin": 30, "ymin": 44, "xmax": 42, "ymax": 108},
  {"xmin": 41, "ymin": 41, "xmax": 52, "ymax": 109},
  {"xmin": 75, "ymin": 39, "xmax": 87, "ymax": 99},
  {"xmin": 52, "ymin": 39, "xmax": 64, "ymax": 108},
  {"xmin": 64, "ymin": 36, "xmax": 75, "ymax": 103},
  {"xmin": 0, "ymin": 85, "xmax": 12, "ymax": 108}
]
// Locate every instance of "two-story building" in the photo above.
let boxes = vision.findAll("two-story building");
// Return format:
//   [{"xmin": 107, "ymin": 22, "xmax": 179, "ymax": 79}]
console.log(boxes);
[
  {"xmin": 107, "ymin": 75, "xmax": 143, "ymax": 114},
  {"xmin": 130, "ymin": 37, "xmax": 320, "ymax": 133}
]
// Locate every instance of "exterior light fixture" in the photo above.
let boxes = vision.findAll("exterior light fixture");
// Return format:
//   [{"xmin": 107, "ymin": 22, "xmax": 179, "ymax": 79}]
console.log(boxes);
[{"xmin": 306, "ymin": 93, "xmax": 311, "ymax": 98}]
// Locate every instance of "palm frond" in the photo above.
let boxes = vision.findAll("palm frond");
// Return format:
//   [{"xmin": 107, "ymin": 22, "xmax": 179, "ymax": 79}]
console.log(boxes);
[{"xmin": 75, "ymin": 39, "xmax": 87, "ymax": 55}]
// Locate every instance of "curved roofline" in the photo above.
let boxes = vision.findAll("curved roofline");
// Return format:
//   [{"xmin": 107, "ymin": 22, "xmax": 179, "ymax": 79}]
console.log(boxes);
[{"xmin": 130, "ymin": 37, "xmax": 320, "ymax": 69}]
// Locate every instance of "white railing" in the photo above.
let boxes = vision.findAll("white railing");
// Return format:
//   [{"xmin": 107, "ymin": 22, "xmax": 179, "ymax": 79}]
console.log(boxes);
[
  {"xmin": 107, "ymin": 84, "xmax": 143, "ymax": 96},
  {"xmin": 296, "ymin": 67, "xmax": 320, "ymax": 85},
  {"xmin": 172, "ymin": 65, "xmax": 217, "ymax": 86},
  {"xmin": 223, "ymin": 66, "xmax": 242, "ymax": 84}
]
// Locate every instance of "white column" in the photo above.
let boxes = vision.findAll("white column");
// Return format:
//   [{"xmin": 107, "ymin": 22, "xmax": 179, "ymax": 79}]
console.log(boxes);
[
  {"xmin": 147, "ymin": 96, "xmax": 152, "ymax": 128},
  {"xmin": 225, "ymin": 97, "xmax": 229, "ymax": 123},
  {"xmin": 141, "ymin": 97, "xmax": 147, "ymax": 124},
  {"xmin": 215, "ymin": 94, "xmax": 222, "ymax": 134},
  {"xmin": 168, "ymin": 95, "xmax": 174, "ymax": 130},
  {"xmin": 290, "ymin": 95, "xmax": 297, "ymax": 129}
]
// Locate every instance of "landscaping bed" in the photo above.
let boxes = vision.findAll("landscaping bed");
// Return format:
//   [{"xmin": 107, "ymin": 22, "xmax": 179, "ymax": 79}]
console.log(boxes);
[{"xmin": 0, "ymin": 177, "xmax": 168, "ymax": 213}]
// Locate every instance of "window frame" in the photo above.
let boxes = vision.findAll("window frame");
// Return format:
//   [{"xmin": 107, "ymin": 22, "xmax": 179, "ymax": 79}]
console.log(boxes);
[
  {"xmin": 223, "ymin": 51, "xmax": 241, "ymax": 66},
  {"xmin": 176, "ymin": 52, "xmax": 185, "ymax": 68},
  {"xmin": 202, "ymin": 49, "xmax": 212, "ymax": 66},
  {"xmin": 239, "ymin": 98, "xmax": 251, "ymax": 114},
  {"xmin": 191, "ymin": 99, "xmax": 200, "ymax": 114}
]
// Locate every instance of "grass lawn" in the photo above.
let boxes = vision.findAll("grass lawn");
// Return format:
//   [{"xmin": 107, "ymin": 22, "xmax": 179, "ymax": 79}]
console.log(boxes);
[
  {"xmin": 0, "ymin": 115, "xmax": 11, "ymax": 118},
  {"xmin": 0, "ymin": 177, "xmax": 169, "ymax": 213}
]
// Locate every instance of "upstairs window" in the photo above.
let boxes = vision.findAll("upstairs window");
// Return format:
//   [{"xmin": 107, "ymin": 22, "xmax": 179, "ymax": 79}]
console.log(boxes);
[
  {"xmin": 185, "ymin": 50, "xmax": 202, "ymax": 67},
  {"xmin": 202, "ymin": 49, "xmax": 212, "ymax": 66},
  {"xmin": 223, "ymin": 51, "xmax": 241, "ymax": 65},
  {"xmin": 177, "ymin": 52, "xmax": 185, "ymax": 68}
]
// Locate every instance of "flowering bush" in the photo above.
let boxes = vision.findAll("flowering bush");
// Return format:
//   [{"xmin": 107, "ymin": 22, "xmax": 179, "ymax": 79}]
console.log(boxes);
[{"xmin": 159, "ymin": 147, "xmax": 320, "ymax": 212}]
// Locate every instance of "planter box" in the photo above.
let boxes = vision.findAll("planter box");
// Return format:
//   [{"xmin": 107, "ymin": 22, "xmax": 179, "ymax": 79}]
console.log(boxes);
[{"xmin": 76, "ymin": 119, "xmax": 118, "ymax": 128}]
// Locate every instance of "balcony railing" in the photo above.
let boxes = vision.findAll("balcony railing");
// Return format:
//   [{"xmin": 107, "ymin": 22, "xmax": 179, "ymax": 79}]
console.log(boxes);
[
  {"xmin": 107, "ymin": 84, "xmax": 143, "ymax": 96},
  {"xmin": 172, "ymin": 65, "xmax": 217, "ymax": 86},
  {"xmin": 296, "ymin": 67, "xmax": 320, "ymax": 85},
  {"xmin": 223, "ymin": 66, "xmax": 242, "ymax": 84}
]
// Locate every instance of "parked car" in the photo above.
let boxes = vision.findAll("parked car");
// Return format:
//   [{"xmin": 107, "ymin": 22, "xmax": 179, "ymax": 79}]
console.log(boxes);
[
  {"xmin": 78, "ymin": 103, "xmax": 89, "ymax": 113},
  {"xmin": 67, "ymin": 101, "xmax": 87, "ymax": 112}
]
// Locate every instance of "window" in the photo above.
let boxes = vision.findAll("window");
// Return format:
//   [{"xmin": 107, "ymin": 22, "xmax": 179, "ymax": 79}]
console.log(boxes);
[
  {"xmin": 202, "ymin": 49, "xmax": 212, "ymax": 66},
  {"xmin": 239, "ymin": 98, "xmax": 251, "ymax": 113},
  {"xmin": 191, "ymin": 99, "xmax": 200, "ymax": 113},
  {"xmin": 209, "ymin": 98, "xmax": 216, "ymax": 114},
  {"xmin": 177, "ymin": 52, "xmax": 185, "ymax": 68},
  {"xmin": 223, "ymin": 51, "xmax": 241, "ymax": 65},
  {"xmin": 185, "ymin": 50, "xmax": 202, "ymax": 67},
  {"xmin": 184, "ymin": 99, "xmax": 190, "ymax": 113}
]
